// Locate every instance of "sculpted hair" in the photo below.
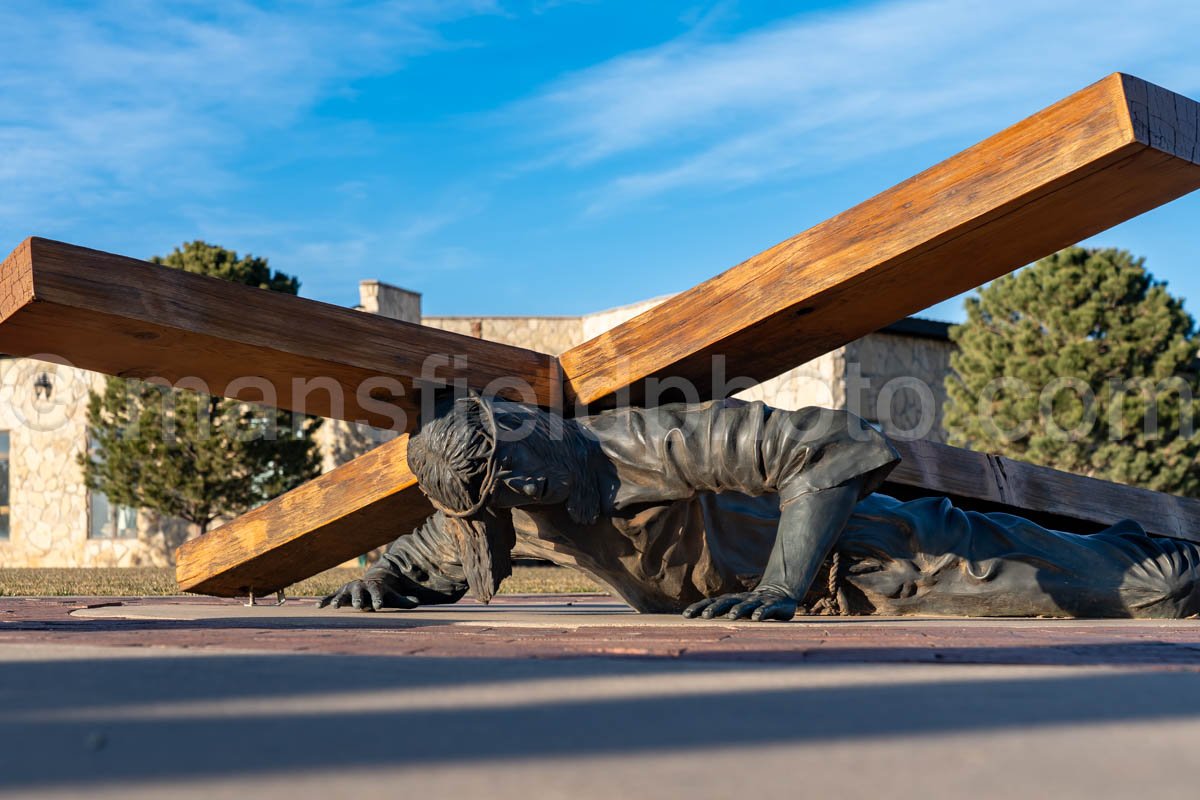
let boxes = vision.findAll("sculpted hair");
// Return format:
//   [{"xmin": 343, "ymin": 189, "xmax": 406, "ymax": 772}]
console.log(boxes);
[
  {"xmin": 407, "ymin": 398, "xmax": 496, "ymax": 517},
  {"xmin": 443, "ymin": 511, "xmax": 514, "ymax": 604}
]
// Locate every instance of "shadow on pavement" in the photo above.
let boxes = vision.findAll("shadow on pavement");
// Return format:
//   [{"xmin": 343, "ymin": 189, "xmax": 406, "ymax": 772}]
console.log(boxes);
[{"xmin": 2, "ymin": 647, "xmax": 1200, "ymax": 789}]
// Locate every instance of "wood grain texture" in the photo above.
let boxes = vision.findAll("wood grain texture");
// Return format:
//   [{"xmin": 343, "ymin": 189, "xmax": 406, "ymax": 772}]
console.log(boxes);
[
  {"xmin": 886, "ymin": 438, "xmax": 1200, "ymax": 544},
  {"xmin": 0, "ymin": 238, "xmax": 560, "ymax": 430},
  {"xmin": 559, "ymin": 73, "xmax": 1200, "ymax": 408},
  {"xmin": 0, "ymin": 237, "xmax": 35, "ymax": 324},
  {"xmin": 176, "ymin": 435, "xmax": 428, "ymax": 596}
]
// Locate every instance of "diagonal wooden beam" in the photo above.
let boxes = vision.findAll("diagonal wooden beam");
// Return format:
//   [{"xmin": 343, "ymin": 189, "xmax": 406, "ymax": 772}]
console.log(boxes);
[
  {"xmin": 0, "ymin": 237, "xmax": 561, "ymax": 429},
  {"xmin": 30, "ymin": 73, "xmax": 1200, "ymax": 597},
  {"xmin": 178, "ymin": 77, "xmax": 1200, "ymax": 596},
  {"xmin": 178, "ymin": 72, "xmax": 1200, "ymax": 596},
  {"xmin": 174, "ymin": 435, "xmax": 431, "ymax": 596},
  {"xmin": 560, "ymin": 73, "xmax": 1200, "ymax": 407}
]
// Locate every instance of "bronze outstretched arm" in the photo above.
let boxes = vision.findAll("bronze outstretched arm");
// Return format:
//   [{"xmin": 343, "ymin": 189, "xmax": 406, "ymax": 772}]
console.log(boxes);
[
  {"xmin": 319, "ymin": 511, "xmax": 469, "ymax": 611},
  {"xmin": 656, "ymin": 403, "xmax": 897, "ymax": 622},
  {"xmin": 683, "ymin": 476, "xmax": 865, "ymax": 621}
]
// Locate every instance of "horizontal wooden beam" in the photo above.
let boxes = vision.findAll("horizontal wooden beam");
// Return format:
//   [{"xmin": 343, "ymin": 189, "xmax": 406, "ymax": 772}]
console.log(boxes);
[
  {"xmin": 885, "ymin": 439, "xmax": 1200, "ymax": 544},
  {"xmin": 0, "ymin": 238, "xmax": 561, "ymax": 595},
  {"xmin": 560, "ymin": 73, "xmax": 1200, "ymax": 408},
  {"xmin": 176, "ymin": 435, "xmax": 425, "ymax": 596},
  {"xmin": 0, "ymin": 238, "xmax": 560, "ymax": 430}
]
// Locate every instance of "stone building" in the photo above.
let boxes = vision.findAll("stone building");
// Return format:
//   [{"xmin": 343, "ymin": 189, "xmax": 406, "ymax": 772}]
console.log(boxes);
[
  {"xmin": 0, "ymin": 283, "xmax": 952, "ymax": 568},
  {"xmin": 424, "ymin": 297, "xmax": 954, "ymax": 441}
]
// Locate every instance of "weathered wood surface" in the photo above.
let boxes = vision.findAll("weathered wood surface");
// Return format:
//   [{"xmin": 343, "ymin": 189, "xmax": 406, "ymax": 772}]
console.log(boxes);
[
  {"xmin": 560, "ymin": 73, "xmax": 1200, "ymax": 408},
  {"xmin": 176, "ymin": 435, "xmax": 428, "ymax": 596},
  {"xmin": 0, "ymin": 238, "xmax": 560, "ymax": 429},
  {"xmin": 886, "ymin": 439, "xmax": 1200, "ymax": 543}
]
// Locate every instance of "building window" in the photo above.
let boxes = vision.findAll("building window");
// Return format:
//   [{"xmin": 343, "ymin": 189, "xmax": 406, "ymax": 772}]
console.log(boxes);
[
  {"xmin": 88, "ymin": 491, "xmax": 138, "ymax": 540},
  {"xmin": 0, "ymin": 431, "xmax": 9, "ymax": 540},
  {"xmin": 84, "ymin": 432, "xmax": 138, "ymax": 540}
]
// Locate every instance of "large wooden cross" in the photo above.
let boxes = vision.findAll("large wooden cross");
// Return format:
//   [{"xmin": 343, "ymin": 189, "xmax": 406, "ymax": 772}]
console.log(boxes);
[{"xmin": 3, "ymin": 73, "xmax": 1200, "ymax": 597}]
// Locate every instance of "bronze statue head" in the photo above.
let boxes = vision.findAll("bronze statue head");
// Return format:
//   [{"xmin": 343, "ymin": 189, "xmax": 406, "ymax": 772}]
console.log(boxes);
[
  {"xmin": 407, "ymin": 395, "xmax": 605, "ymax": 602},
  {"xmin": 407, "ymin": 394, "xmax": 499, "ymax": 519}
]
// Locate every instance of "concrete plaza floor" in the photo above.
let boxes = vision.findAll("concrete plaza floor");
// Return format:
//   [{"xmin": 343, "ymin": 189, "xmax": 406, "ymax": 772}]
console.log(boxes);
[{"xmin": 4, "ymin": 595, "xmax": 1200, "ymax": 799}]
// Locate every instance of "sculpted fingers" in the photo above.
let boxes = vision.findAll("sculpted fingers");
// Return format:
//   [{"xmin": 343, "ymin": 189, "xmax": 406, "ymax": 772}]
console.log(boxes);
[
  {"xmin": 682, "ymin": 598, "xmax": 713, "ymax": 619},
  {"xmin": 686, "ymin": 591, "xmax": 792, "ymax": 621},
  {"xmin": 324, "ymin": 579, "xmax": 420, "ymax": 612},
  {"xmin": 697, "ymin": 590, "xmax": 799, "ymax": 622},
  {"xmin": 369, "ymin": 582, "xmax": 419, "ymax": 611},
  {"xmin": 700, "ymin": 594, "xmax": 747, "ymax": 619},
  {"xmin": 367, "ymin": 583, "xmax": 386, "ymax": 612},
  {"xmin": 750, "ymin": 598, "xmax": 797, "ymax": 622},
  {"xmin": 320, "ymin": 581, "xmax": 368, "ymax": 611},
  {"xmin": 727, "ymin": 599, "xmax": 761, "ymax": 620},
  {"xmin": 350, "ymin": 583, "xmax": 373, "ymax": 611}
]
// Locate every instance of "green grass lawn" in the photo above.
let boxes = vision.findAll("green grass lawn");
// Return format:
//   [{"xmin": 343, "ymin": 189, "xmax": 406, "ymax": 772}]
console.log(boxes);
[{"xmin": 0, "ymin": 565, "xmax": 606, "ymax": 598}]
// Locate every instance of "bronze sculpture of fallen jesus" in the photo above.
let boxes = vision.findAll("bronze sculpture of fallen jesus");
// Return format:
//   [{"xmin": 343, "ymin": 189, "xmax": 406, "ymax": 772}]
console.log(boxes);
[{"xmin": 321, "ymin": 397, "xmax": 1200, "ymax": 621}]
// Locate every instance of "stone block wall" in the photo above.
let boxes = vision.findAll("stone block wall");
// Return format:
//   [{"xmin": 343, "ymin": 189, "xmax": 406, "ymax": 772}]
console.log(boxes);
[
  {"xmin": 423, "ymin": 316, "xmax": 584, "ymax": 357},
  {"xmin": 734, "ymin": 351, "xmax": 847, "ymax": 411},
  {"xmin": 425, "ymin": 297, "xmax": 952, "ymax": 442},
  {"xmin": 579, "ymin": 296, "xmax": 671, "ymax": 341},
  {"xmin": 0, "ymin": 359, "xmax": 189, "ymax": 567},
  {"xmin": 844, "ymin": 333, "xmax": 953, "ymax": 443}
]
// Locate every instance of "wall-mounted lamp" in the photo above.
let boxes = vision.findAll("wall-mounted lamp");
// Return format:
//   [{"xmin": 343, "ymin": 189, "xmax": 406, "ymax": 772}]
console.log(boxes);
[{"xmin": 33, "ymin": 372, "xmax": 53, "ymax": 401}]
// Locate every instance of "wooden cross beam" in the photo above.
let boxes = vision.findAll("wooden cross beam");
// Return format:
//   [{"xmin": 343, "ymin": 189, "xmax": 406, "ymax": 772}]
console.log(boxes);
[
  {"xmin": 0, "ymin": 237, "xmax": 562, "ymax": 427},
  {"xmin": 561, "ymin": 73, "xmax": 1200, "ymax": 407},
  {"xmin": 175, "ymin": 434, "xmax": 431, "ymax": 595},
  {"xmin": 169, "ymin": 73, "xmax": 1200, "ymax": 594},
  {"xmin": 887, "ymin": 439, "xmax": 1200, "ymax": 540},
  {"xmin": 0, "ymin": 239, "xmax": 558, "ymax": 596},
  {"xmin": 2, "ymin": 73, "xmax": 1199, "ymax": 597}
]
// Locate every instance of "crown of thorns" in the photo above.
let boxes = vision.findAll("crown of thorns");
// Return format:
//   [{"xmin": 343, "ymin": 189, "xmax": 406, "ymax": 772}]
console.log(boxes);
[{"xmin": 407, "ymin": 394, "xmax": 500, "ymax": 518}]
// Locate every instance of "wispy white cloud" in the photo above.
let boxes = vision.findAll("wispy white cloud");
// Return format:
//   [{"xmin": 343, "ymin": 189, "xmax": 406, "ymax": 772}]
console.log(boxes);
[
  {"xmin": 528, "ymin": 0, "xmax": 599, "ymax": 14},
  {"xmin": 0, "ymin": 0, "xmax": 497, "ymax": 222},
  {"xmin": 508, "ymin": 0, "xmax": 1200, "ymax": 214},
  {"xmin": 202, "ymin": 185, "xmax": 493, "ymax": 300}
]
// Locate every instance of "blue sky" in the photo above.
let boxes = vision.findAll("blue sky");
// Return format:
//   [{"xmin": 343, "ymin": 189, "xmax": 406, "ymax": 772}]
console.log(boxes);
[{"xmin": 2, "ymin": 0, "xmax": 1199, "ymax": 321}]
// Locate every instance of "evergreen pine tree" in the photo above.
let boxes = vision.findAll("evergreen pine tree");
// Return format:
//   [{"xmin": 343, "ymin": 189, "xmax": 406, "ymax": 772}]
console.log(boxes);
[
  {"xmin": 944, "ymin": 246, "xmax": 1200, "ymax": 495},
  {"xmin": 80, "ymin": 242, "xmax": 323, "ymax": 535}
]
